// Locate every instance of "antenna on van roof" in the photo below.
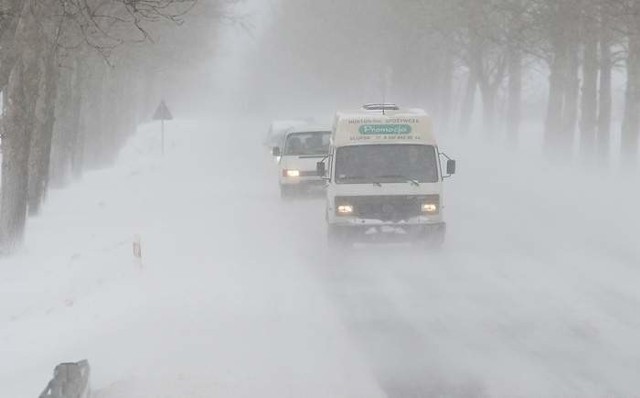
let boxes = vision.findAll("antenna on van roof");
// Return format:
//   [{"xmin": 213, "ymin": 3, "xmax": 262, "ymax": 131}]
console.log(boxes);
[
  {"xmin": 382, "ymin": 84, "xmax": 386, "ymax": 115},
  {"xmin": 383, "ymin": 66, "xmax": 393, "ymax": 115}
]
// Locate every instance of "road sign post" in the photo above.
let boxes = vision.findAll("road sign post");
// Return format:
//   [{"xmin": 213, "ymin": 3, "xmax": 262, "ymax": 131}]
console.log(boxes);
[
  {"xmin": 161, "ymin": 119, "xmax": 165, "ymax": 156},
  {"xmin": 152, "ymin": 100, "xmax": 173, "ymax": 155}
]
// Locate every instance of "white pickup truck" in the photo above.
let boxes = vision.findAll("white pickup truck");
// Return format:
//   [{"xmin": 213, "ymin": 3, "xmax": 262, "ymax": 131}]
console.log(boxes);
[{"xmin": 317, "ymin": 104, "xmax": 456, "ymax": 248}]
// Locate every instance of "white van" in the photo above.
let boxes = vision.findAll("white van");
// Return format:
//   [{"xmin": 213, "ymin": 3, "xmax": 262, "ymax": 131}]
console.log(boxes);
[
  {"xmin": 274, "ymin": 126, "xmax": 331, "ymax": 199},
  {"xmin": 317, "ymin": 104, "xmax": 456, "ymax": 248}
]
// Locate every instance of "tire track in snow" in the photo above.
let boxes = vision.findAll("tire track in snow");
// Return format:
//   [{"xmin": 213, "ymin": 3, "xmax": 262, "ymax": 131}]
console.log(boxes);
[
  {"xmin": 279, "ymin": 199, "xmax": 489, "ymax": 397},
  {"xmin": 318, "ymin": 251, "xmax": 489, "ymax": 398}
]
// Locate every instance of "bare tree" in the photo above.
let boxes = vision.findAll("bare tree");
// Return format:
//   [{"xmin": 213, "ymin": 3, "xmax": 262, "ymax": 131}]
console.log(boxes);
[
  {"xmin": 0, "ymin": 0, "xmax": 236, "ymax": 253},
  {"xmin": 1, "ymin": 1, "xmax": 43, "ymax": 249}
]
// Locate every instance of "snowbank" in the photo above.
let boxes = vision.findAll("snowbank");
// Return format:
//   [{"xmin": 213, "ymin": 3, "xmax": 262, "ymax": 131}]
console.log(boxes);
[{"xmin": 0, "ymin": 119, "xmax": 384, "ymax": 398}]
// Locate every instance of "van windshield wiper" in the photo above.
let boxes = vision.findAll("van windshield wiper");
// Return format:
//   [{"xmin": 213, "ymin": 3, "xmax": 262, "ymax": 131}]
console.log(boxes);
[{"xmin": 374, "ymin": 175, "xmax": 420, "ymax": 187}]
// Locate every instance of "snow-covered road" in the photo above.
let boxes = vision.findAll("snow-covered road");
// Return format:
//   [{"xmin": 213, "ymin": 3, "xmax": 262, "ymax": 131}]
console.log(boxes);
[
  {"xmin": 279, "ymin": 147, "xmax": 640, "ymax": 397},
  {"xmin": 2, "ymin": 118, "xmax": 639, "ymax": 397}
]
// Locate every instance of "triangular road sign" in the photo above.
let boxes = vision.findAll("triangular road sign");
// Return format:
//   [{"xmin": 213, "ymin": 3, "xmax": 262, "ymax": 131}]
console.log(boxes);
[{"xmin": 153, "ymin": 100, "xmax": 173, "ymax": 121}]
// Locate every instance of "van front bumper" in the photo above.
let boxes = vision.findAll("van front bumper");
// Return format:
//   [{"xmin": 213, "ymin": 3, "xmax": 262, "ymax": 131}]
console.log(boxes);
[
  {"xmin": 328, "ymin": 221, "xmax": 446, "ymax": 243},
  {"xmin": 280, "ymin": 178, "xmax": 325, "ymax": 186},
  {"xmin": 328, "ymin": 213, "xmax": 443, "ymax": 226}
]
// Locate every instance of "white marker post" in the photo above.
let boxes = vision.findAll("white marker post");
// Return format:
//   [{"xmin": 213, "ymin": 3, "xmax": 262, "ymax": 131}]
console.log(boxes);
[
  {"xmin": 152, "ymin": 100, "xmax": 174, "ymax": 155},
  {"xmin": 133, "ymin": 234, "xmax": 143, "ymax": 269}
]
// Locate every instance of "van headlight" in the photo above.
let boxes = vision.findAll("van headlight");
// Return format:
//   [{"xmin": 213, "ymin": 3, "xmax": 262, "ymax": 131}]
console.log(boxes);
[
  {"xmin": 337, "ymin": 204, "xmax": 354, "ymax": 215},
  {"xmin": 284, "ymin": 169, "xmax": 300, "ymax": 177},
  {"xmin": 421, "ymin": 202, "xmax": 439, "ymax": 215}
]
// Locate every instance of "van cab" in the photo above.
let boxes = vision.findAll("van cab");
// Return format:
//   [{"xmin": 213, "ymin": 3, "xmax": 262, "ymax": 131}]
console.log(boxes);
[
  {"xmin": 275, "ymin": 126, "xmax": 331, "ymax": 199},
  {"xmin": 318, "ymin": 105, "xmax": 455, "ymax": 248}
]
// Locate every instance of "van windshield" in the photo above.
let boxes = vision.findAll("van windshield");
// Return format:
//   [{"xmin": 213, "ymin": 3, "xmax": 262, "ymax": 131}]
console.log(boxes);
[
  {"xmin": 284, "ymin": 132, "xmax": 331, "ymax": 156},
  {"xmin": 335, "ymin": 145, "xmax": 439, "ymax": 184}
]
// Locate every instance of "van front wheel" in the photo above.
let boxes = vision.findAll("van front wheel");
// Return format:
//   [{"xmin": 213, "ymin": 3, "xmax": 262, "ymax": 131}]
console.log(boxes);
[
  {"xmin": 280, "ymin": 185, "xmax": 295, "ymax": 200},
  {"xmin": 328, "ymin": 225, "xmax": 351, "ymax": 250},
  {"xmin": 415, "ymin": 224, "xmax": 446, "ymax": 250}
]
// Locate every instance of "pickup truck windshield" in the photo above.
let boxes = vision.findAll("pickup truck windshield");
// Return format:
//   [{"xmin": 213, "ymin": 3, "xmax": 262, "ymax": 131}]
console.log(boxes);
[
  {"xmin": 335, "ymin": 144, "xmax": 439, "ymax": 184},
  {"xmin": 284, "ymin": 132, "xmax": 331, "ymax": 156}
]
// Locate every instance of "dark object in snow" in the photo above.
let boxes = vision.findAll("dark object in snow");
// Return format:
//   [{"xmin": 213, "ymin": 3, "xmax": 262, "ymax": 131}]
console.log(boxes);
[
  {"xmin": 133, "ymin": 234, "xmax": 142, "ymax": 262},
  {"xmin": 39, "ymin": 360, "xmax": 91, "ymax": 398}
]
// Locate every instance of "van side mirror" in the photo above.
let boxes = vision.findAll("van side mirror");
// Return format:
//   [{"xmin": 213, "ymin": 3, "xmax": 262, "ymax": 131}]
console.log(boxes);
[
  {"xmin": 316, "ymin": 161, "xmax": 326, "ymax": 177},
  {"xmin": 272, "ymin": 147, "xmax": 281, "ymax": 157},
  {"xmin": 446, "ymin": 159, "xmax": 456, "ymax": 176}
]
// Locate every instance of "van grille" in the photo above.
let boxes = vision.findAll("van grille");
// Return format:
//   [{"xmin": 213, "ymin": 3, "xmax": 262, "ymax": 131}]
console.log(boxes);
[{"xmin": 335, "ymin": 195, "xmax": 439, "ymax": 221}]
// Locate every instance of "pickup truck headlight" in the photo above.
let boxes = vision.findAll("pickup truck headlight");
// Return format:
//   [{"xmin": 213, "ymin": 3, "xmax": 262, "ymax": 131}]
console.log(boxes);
[
  {"xmin": 337, "ymin": 204, "xmax": 354, "ymax": 215},
  {"xmin": 284, "ymin": 169, "xmax": 300, "ymax": 177}
]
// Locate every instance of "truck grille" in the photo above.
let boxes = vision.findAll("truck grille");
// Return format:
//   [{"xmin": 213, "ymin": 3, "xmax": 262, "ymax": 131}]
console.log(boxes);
[{"xmin": 336, "ymin": 195, "xmax": 439, "ymax": 221}]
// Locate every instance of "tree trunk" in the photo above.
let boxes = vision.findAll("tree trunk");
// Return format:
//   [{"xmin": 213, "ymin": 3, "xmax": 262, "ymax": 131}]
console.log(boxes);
[
  {"xmin": 621, "ymin": 33, "xmax": 640, "ymax": 168},
  {"xmin": 459, "ymin": 69, "xmax": 478, "ymax": 135},
  {"xmin": 597, "ymin": 6, "xmax": 612, "ymax": 165},
  {"xmin": 479, "ymin": 82, "xmax": 497, "ymax": 135},
  {"xmin": 544, "ymin": 1, "xmax": 577, "ymax": 159},
  {"xmin": 28, "ymin": 51, "xmax": 58, "ymax": 215},
  {"xmin": 0, "ymin": 5, "xmax": 41, "ymax": 251},
  {"xmin": 85, "ymin": 63, "xmax": 111, "ymax": 169},
  {"xmin": 544, "ymin": 52, "xmax": 566, "ymax": 154},
  {"xmin": 0, "ymin": 0, "xmax": 24, "ymax": 91},
  {"xmin": 506, "ymin": 46, "xmax": 522, "ymax": 146},
  {"xmin": 1, "ymin": 61, "xmax": 30, "ymax": 251},
  {"xmin": 70, "ymin": 58, "xmax": 86, "ymax": 180},
  {"xmin": 580, "ymin": 14, "xmax": 599, "ymax": 163},
  {"xmin": 438, "ymin": 50, "xmax": 454, "ymax": 131},
  {"xmin": 50, "ymin": 65, "xmax": 74, "ymax": 188},
  {"xmin": 562, "ymin": 35, "xmax": 580, "ymax": 154},
  {"xmin": 49, "ymin": 56, "xmax": 85, "ymax": 187}
]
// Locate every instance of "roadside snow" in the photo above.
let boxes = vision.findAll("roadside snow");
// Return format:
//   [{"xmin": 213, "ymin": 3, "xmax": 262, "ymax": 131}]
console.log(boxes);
[{"xmin": 0, "ymin": 119, "xmax": 384, "ymax": 398}]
